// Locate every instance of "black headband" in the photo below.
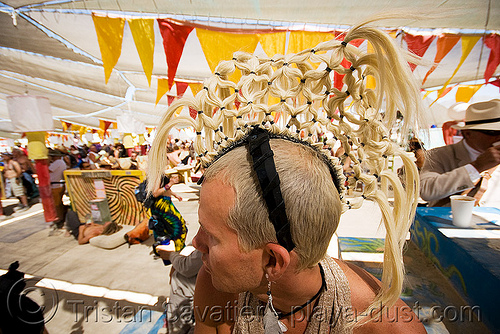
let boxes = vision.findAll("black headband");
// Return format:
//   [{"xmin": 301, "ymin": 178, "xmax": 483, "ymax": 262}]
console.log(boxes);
[
  {"xmin": 247, "ymin": 127, "xmax": 295, "ymax": 251},
  {"xmin": 198, "ymin": 126, "xmax": 342, "ymax": 251}
]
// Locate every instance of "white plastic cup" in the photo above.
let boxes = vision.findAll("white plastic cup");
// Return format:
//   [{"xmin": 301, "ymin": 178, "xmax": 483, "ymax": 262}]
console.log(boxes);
[{"xmin": 450, "ymin": 195, "xmax": 475, "ymax": 228}]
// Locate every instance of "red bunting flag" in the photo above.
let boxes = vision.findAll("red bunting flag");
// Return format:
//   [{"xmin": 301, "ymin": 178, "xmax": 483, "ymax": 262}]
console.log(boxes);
[
  {"xmin": 333, "ymin": 31, "xmax": 364, "ymax": 90},
  {"xmin": 484, "ymin": 34, "xmax": 500, "ymax": 83},
  {"xmin": 167, "ymin": 95, "xmax": 175, "ymax": 106},
  {"xmin": 189, "ymin": 107, "xmax": 198, "ymax": 119},
  {"xmin": 489, "ymin": 78, "xmax": 500, "ymax": 91},
  {"xmin": 175, "ymin": 81, "xmax": 189, "ymax": 98},
  {"xmin": 157, "ymin": 20, "xmax": 194, "ymax": 89},
  {"xmin": 403, "ymin": 33, "xmax": 436, "ymax": 71}
]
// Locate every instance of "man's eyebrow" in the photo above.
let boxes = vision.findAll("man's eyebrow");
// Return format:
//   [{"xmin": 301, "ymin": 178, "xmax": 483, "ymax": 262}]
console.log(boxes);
[{"xmin": 198, "ymin": 222, "xmax": 214, "ymax": 236}]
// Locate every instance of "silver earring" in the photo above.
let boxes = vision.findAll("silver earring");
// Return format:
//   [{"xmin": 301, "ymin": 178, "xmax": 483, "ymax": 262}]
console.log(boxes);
[{"xmin": 264, "ymin": 277, "xmax": 287, "ymax": 333}]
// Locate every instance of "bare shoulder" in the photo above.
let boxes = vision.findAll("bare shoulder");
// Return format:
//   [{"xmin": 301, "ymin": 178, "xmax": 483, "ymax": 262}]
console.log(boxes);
[
  {"xmin": 334, "ymin": 259, "xmax": 426, "ymax": 333},
  {"xmin": 194, "ymin": 266, "xmax": 236, "ymax": 334}
]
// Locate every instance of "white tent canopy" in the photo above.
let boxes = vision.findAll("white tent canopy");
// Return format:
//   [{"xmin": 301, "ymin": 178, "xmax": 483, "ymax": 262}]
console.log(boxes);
[{"xmin": 0, "ymin": 0, "xmax": 499, "ymax": 138}]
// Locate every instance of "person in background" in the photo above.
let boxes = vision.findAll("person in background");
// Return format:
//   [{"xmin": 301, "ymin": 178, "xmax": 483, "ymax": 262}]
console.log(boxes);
[
  {"xmin": 48, "ymin": 149, "xmax": 68, "ymax": 228},
  {"xmin": 166, "ymin": 146, "xmax": 182, "ymax": 167},
  {"xmin": 114, "ymin": 143, "xmax": 128, "ymax": 159},
  {"xmin": 409, "ymin": 138, "xmax": 425, "ymax": 170},
  {"xmin": 150, "ymin": 174, "xmax": 187, "ymax": 254},
  {"xmin": 156, "ymin": 247, "xmax": 203, "ymax": 334},
  {"xmin": 87, "ymin": 144, "xmax": 100, "ymax": 169},
  {"xmin": 1, "ymin": 152, "xmax": 29, "ymax": 212},
  {"xmin": 420, "ymin": 99, "xmax": 500, "ymax": 207},
  {"xmin": 78, "ymin": 221, "xmax": 122, "ymax": 244},
  {"xmin": 12, "ymin": 148, "xmax": 38, "ymax": 201}
]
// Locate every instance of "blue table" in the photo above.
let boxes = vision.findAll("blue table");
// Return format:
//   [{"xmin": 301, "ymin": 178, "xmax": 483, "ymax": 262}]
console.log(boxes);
[{"xmin": 411, "ymin": 207, "xmax": 500, "ymax": 332}]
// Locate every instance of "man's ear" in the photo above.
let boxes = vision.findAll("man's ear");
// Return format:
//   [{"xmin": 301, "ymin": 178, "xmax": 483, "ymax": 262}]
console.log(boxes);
[{"xmin": 263, "ymin": 243, "xmax": 290, "ymax": 281}]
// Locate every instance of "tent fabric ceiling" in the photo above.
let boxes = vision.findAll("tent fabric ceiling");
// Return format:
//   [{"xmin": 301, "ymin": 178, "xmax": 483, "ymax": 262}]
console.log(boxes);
[
  {"xmin": 25, "ymin": 0, "xmax": 500, "ymax": 31},
  {"xmin": 0, "ymin": 0, "xmax": 499, "ymax": 139}
]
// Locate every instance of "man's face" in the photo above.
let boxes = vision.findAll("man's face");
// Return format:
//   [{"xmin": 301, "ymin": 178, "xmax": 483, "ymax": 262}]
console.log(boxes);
[
  {"xmin": 463, "ymin": 129, "xmax": 500, "ymax": 152},
  {"xmin": 193, "ymin": 179, "xmax": 264, "ymax": 293}
]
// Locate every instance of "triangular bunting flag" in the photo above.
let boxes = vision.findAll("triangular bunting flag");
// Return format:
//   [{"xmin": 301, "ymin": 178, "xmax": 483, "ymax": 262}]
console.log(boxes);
[
  {"xmin": 456, "ymin": 85, "xmax": 482, "ymax": 103},
  {"xmin": 156, "ymin": 78, "xmax": 169, "ymax": 105},
  {"xmin": 61, "ymin": 121, "xmax": 72, "ymax": 132},
  {"xmin": 436, "ymin": 36, "xmax": 481, "ymax": 98},
  {"xmin": 258, "ymin": 32, "xmax": 287, "ymax": 57},
  {"xmin": 422, "ymin": 34, "xmax": 461, "ymax": 85},
  {"xmin": 189, "ymin": 83, "xmax": 203, "ymax": 96},
  {"xmin": 489, "ymin": 78, "xmax": 500, "ymax": 91},
  {"xmin": 175, "ymin": 81, "xmax": 189, "ymax": 98},
  {"xmin": 288, "ymin": 31, "xmax": 335, "ymax": 54},
  {"xmin": 157, "ymin": 20, "xmax": 194, "ymax": 89},
  {"xmin": 484, "ymin": 34, "xmax": 500, "ymax": 83},
  {"xmin": 128, "ymin": 19, "xmax": 155, "ymax": 86},
  {"xmin": 196, "ymin": 28, "xmax": 259, "ymax": 74},
  {"xmin": 333, "ymin": 32, "xmax": 364, "ymax": 90},
  {"xmin": 92, "ymin": 14, "xmax": 125, "ymax": 84},
  {"xmin": 168, "ymin": 95, "xmax": 175, "ymax": 106},
  {"xmin": 189, "ymin": 107, "xmax": 198, "ymax": 119},
  {"xmin": 403, "ymin": 33, "xmax": 436, "ymax": 71}
]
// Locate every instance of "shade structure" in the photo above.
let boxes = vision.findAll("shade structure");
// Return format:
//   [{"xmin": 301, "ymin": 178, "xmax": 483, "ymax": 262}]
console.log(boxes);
[{"xmin": 0, "ymin": 0, "xmax": 499, "ymax": 138}]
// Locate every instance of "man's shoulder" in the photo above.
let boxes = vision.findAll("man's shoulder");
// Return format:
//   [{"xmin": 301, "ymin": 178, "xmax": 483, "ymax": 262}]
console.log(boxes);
[{"xmin": 334, "ymin": 259, "xmax": 425, "ymax": 332}]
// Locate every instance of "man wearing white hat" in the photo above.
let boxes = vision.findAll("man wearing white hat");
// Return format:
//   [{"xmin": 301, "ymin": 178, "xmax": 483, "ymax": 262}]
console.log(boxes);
[{"xmin": 420, "ymin": 99, "xmax": 500, "ymax": 207}]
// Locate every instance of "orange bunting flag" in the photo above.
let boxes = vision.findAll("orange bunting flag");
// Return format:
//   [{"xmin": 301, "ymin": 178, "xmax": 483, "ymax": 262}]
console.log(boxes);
[
  {"xmin": 61, "ymin": 121, "xmax": 72, "ymax": 131},
  {"xmin": 157, "ymin": 20, "xmax": 194, "ymax": 89},
  {"xmin": 456, "ymin": 85, "xmax": 482, "ymax": 103},
  {"xmin": 436, "ymin": 36, "xmax": 480, "ymax": 98},
  {"xmin": 258, "ymin": 32, "xmax": 287, "ymax": 57},
  {"xmin": 92, "ymin": 14, "xmax": 125, "ymax": 84},
  {"xmin": 422, "ymin": 34, "xmax": 461, "ymax": 85},
  {"xmin": 99, "ymin": 120, "xmax": 113, "ymax": 137},
  {"xmin": 287, "ymin": 31, "xmax": 335, "ymax": 54},
  {"xmin": 484, "ymin": 34, "xmax": 500, "ymax": 83},
  {"xmin": 156, "ymin": 78, "xmax": 169, "ymax": 105},
  {"xmin": 128, "ymin": 19, "xmax": 155, "ymax": 86},
  {"xmin": 189, "ymin": 83, "xmax": 203, "ymax": 96},
  {"xmin": 403, "ymin": 33, "xmax": 436, "ymax": 71}
]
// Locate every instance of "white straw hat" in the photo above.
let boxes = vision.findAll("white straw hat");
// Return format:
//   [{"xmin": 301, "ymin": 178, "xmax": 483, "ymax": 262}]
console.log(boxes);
[{"xmin": 452, "ymin": 99, "xmax": 500, "ymax": 131}]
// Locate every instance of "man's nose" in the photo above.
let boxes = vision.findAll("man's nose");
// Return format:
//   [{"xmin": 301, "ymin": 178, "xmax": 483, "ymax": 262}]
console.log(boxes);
[{"xmin": 192, "ymin": 229, "xmax": 208, "ymax": 253}]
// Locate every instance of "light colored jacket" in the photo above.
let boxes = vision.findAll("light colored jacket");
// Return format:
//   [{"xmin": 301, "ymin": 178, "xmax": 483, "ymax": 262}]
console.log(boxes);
[{"xmin": 420, "ymin": 140, "xmax": 475, "ymax": 206}]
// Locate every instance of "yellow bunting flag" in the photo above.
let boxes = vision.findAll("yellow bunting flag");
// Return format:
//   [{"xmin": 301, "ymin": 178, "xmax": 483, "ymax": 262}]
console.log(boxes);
[
  {"xmin": 92, "ymin": 14, "xmax": 125, "ymax": 84},
  {"xmin": 196, "ymin": 29, "xmax": 259, "ymax": 83},
  {"xmin": 79, "ymin": 127, "xmax": 87, "ymax": 137},
  {"xmin": 26, "ymin": 131, "xmax": 48, "ymax": 160},
  {"xmin": 287, "ymin": 31, "xmax": 335, "ymax": 54},
  {"xmin": 456, "ymin": 85, "xmax": 482, "ymax": 103},
  {"xmin": 189, "ymin": 82, "xmax": 204, "ymax": 97},
  {"xmin": 422, "ymin": 90, "xmax": 433, "ymax": 99},
  {"xmin": 128, "ymin": 19, "xmax": 155, "ymax": 86},
  {"xmin": 258, "ymin": 32, "xmax": 287, "ymax": 57},
  {"xmin": 436, "ymin": 36, "xmax": 481, "ymax": 98},
  {"xmin": 156, "ymin": 78, "xmax": 170, "ymax": 105}
]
